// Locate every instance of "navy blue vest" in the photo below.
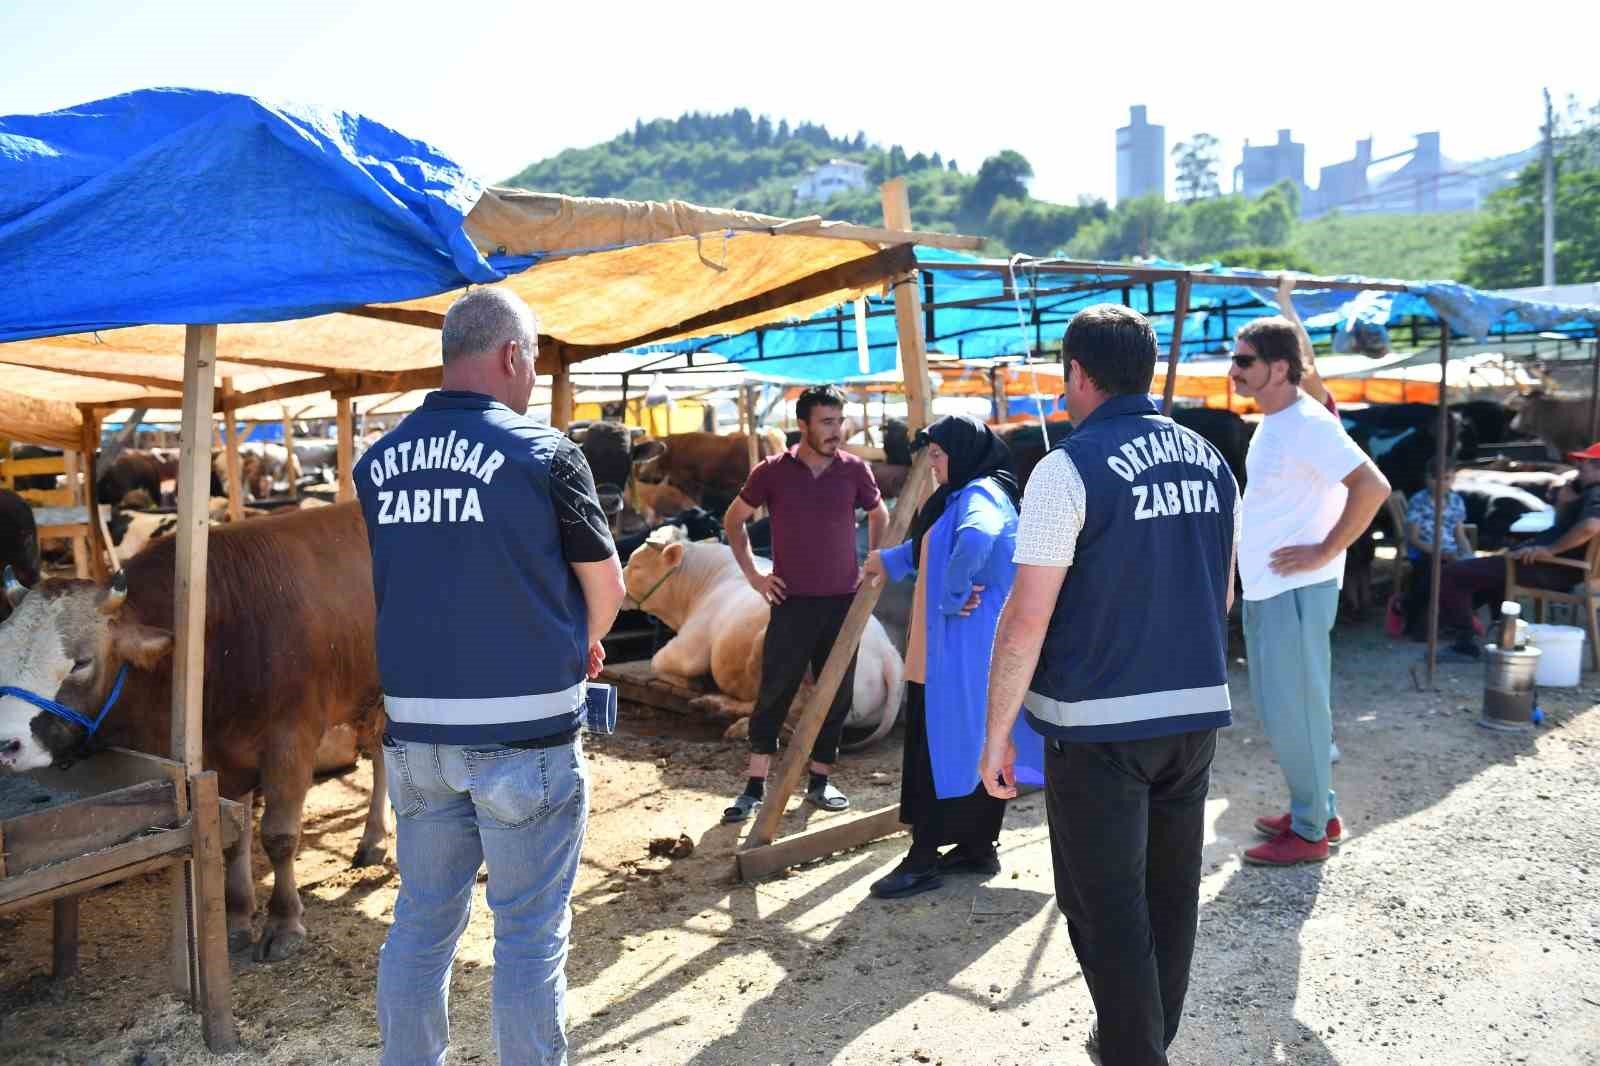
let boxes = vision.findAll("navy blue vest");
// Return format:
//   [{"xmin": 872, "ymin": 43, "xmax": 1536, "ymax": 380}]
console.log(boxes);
[
  {"xmin": 1024, "ymin": 394, "xmax": 1237, "ymax": 743},
  {"xmin": 356, "ymin": 390, "xmax": 587, "ymax": 744}
]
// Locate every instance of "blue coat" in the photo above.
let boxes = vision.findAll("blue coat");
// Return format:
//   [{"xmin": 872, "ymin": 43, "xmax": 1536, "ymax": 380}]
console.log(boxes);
[{"xmin": 881, "ymin": 477, "xmax": 1046, "ymax": 799}]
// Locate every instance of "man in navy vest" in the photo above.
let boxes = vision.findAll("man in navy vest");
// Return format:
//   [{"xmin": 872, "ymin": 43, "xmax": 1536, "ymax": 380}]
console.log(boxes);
[
  {"xmin": 981, "ymin": 305, "xmax": 1238, "ymax": 1066},
  {"xmin": 358, "ymin": 288, "xmax": 626, "ymax": 1066}
]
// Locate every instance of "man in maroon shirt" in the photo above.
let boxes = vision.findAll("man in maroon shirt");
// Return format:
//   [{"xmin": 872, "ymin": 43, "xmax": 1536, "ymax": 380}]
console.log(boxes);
[{"xmin": 721, "ymin": 384, "xmax": 890, "ymax": 822}]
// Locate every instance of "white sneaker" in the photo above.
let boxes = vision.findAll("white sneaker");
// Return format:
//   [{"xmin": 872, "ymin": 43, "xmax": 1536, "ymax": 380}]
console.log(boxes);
[{"xmin": 1330, "ymin": 741, "xmax": 1342, "ymax": 764}]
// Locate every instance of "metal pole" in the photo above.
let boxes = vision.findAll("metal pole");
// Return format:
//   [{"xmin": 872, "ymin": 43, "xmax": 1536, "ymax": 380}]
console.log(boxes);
[
  {"xmin": 1589, "ymin": 339, "xmax": 1600, "ymax": 444},
  {"xmin": 1542, "ymin": 88, "xmax": 1557, "ymax": 288},
  {"xmin": 1425, "ymin": 326, "xmax": 1450, "ymax": 684}
]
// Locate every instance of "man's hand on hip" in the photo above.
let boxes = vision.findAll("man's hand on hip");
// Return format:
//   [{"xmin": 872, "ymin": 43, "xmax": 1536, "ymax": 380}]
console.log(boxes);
[{"xmin": 748, "ymin": 571, "xmax": 788, "ymax": 605}]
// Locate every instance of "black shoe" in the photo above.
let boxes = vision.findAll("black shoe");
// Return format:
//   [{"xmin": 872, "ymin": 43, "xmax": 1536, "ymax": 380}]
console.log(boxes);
[
  {"xmin": 937, "ymin": 844, "xmax": 1001, "ymax": 877},
  {"xmin": 869, "ymin": 862, "xmax": 942, "ymax": 899}
]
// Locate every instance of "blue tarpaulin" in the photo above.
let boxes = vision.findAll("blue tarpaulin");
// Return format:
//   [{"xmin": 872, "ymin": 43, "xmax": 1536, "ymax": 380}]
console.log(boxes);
[
  {"xmin": 652, "ymin": 250, "xmax": 1600, "ymax": 383},
  {"xmin": 0, "ymin": 88, "xmax": 528, "ymax": 343}
]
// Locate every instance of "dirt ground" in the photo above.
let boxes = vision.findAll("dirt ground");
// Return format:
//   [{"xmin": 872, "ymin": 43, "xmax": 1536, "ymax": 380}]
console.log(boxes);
[{"xmin": 3, "ymin": 623, "xmax": 1600, "ymax": 1065}]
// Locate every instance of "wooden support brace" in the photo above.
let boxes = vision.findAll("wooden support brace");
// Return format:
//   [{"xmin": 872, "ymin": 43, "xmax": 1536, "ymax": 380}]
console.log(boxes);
[
  {"xmin": 741, "ymin": 453, "xmax": 934, "ymax": 858},
  {"xmin": 190, "ymin": 771, "xmax": 238, "ymax": 1051},
  {"xmin": 282, "ymin": 407, "xmax": 301, "ymax": 492},
  {"xmin": 78, "ymin": 411, "xmax": 108, "ymax": 582},
  {"xmin": 336, "ymin": 396, "xmax": 356, "ymax": 503},
  {"xmin": 737, "ymin": 804, "xmax": 905, "ymax": 882},
  {"xmin": 551, "ymin": 365, "xmax": 575, "ymax": 431},
  {"xmin": 743, "ymin": 385, "xmax": 760, "ymax": 470},
  {"xmin": 221, "ymin": 379, "xmax": 243, "ymax": 521},
  {"xmin": 51, "ymin": 896, "xmax": 80, "ymax": 981},
  {"xmin": 1161, "ymin": 275, "xmax": 1193, "ymax": 416},
  {"xmin": 882, "ymin": 179, "xmax": 934, "ymax": 431}
]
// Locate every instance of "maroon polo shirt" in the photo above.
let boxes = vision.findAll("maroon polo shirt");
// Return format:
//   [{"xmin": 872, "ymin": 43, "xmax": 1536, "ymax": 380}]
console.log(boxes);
[{"xmin": 739, "ymin": 447, "xmax": 882, "ymax": 597}]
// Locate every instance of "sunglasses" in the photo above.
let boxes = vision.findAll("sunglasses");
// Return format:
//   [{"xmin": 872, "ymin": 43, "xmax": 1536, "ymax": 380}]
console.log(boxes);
[{"xmin": 1230, "ymin": 354, "xmax": 1260, "ymax": 369}]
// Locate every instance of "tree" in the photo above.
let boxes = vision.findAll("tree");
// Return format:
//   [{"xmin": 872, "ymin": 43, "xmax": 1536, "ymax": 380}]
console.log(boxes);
[
  {"xmin": 962, "ymin": 150, "xmax": 1033, "ymax": 223},
  {"xmin": 1245, "ymin": 180, "xmax": 1299, "ymax": 248},
  {"xmin": 776, "ymin": 118, "xmax": 790, "ymax": 142},
  {"xmin": 1172, "ymin": 133, "xmax": 1221, "ymax": 202},
  {"xmin": 1215, "ymin": 245, "xmax": 1318, "ymax": 272}
]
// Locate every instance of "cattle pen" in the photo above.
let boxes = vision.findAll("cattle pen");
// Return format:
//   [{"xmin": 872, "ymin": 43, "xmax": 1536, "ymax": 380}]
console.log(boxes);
[{"xmin": 0, "ymin": 90, "xmax": 997, "ymax": 1048}]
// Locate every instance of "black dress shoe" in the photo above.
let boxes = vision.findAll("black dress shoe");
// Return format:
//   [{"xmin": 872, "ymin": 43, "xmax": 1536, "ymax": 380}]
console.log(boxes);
[
  {"xmin": 869, "ymin": 863, "xmax": 942, "ymax": 899},
  {"xmin": 938, "ymin": 844, "xmax": 1001, "ymax": 877}
]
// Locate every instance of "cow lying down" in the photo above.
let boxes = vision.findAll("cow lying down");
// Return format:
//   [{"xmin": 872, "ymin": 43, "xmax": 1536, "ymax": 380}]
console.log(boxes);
[{"xmin": 622, "ymin": 526, "xmax": 904, "ymax": 750}]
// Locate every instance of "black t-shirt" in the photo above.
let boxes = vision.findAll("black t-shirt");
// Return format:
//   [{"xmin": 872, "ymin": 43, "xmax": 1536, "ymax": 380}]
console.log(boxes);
[
  {"xmin": 550, "ymin": 439, "xmax": 616, "ymax": 564},
  {"xmin": 1535, "ymin": 482, "xmax": 1600, "ymax": 558}
]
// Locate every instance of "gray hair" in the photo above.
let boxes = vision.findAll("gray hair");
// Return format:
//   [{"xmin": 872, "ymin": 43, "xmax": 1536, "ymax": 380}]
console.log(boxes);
[{"xmin": 440, "ymin": 288, "xmax": 539, "ymax": 364}]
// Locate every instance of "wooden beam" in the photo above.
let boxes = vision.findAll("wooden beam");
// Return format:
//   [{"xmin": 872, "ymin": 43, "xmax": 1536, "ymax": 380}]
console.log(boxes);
[
  {"xmin": 220, "ymin": 379, "xmax": 243, "ymax": 521},
  {"xmin": 189, "ymin": 771, "xmax": 238, "ymax": 1051},
  {"xmin": 0, "ymin": 357, "xmax": 182, "ymax": 392},
  {"xmin": 282, "ymin": 407, "xmax": 301, "ymax": 490},
  {"xmin": 810, "ymin": 222, "xmax": 985, "ymax": 252},
  {"xmin": 51, "ymin": 897, "xmax": 80, "ymax": 981},
  {"xmin": 172, "ymin": 324, "xmax": 216, "ymax": 775},
  {"xmin": 340, "ymin": 304, "xmax": 447, "ymax": 331},
  {"xmin": 78, "ymin": 410, "xmax": 107, "ymax": 582},
  {"xmin": 336, "ymin": 396, "xmax": 356, "ymax": 503},
  {"xmin": 63, "ymin": 451, "xmax": 88, "ymax": 579},
  {"xmin": 882, "ymin": 180, "xmax": 933, "ymax": 431},
  {"xmin": 550, "ymin": 365, "xmax": 575, "ymax": 430},
  {"xmin": 1425, "ymin": 327, "xmax": 1451, "ymax": 686},
  {"xmin": 0, "ymin": 823, "xmax": 197, "ymax": 912},
  {"xmin": 1161, "ymin": 275, "xmax": 1193, "ymax": 415},
  {"xmin": 743, "ymin": 385, "xmax": 760, "ymax": 471},
  {"xmin": 742, "ymin": 453, "xmax": 935, "ymax": 852},
  {"xmin": 736, "ymin": 804, "xmax": 905, "ymax": 882},
  {"xmin": 917, "ymin": 258, "xmax": 1412, "ymax": 293}
]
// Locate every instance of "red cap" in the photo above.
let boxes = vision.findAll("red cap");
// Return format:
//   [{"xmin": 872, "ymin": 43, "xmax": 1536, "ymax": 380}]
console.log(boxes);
[{"xmin": 1568, "ymin": 442, "xmax": 1600, "ymax": 462}]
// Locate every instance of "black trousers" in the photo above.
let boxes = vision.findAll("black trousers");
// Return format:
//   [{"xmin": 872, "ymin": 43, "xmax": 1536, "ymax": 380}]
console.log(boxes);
[
  {"xmin": 899, "ymin": 682, "xmax": 1006, "ymax": 860},
  {"xmin": 747, "ymin": 594, "xmax": 858, "ymax": 766},
  {"xmin": 1044, "ymin": 729, "xmax": 1216, "ymax": 1066}
]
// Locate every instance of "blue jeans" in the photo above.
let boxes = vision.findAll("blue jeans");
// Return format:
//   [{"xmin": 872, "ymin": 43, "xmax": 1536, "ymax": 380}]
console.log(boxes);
[
  {"xmin": 1242, "ymin": 580, "xmax": 1339, "ymax": 842},
  {"xmin": 377, "ymin": 736, "xmax": 589, "ymax": 1066}
]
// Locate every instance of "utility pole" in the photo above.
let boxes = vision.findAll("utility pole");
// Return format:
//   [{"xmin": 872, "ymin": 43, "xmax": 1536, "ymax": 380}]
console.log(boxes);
[{"xmin": 1542, "ymin": 88, "xmax": 1556, "ymax": 287}]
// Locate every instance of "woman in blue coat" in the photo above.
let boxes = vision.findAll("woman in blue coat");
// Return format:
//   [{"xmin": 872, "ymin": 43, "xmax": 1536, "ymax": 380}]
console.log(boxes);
[{"xmin": 862, "ymin": 414, "xmax": 1045, "ymax": 900}]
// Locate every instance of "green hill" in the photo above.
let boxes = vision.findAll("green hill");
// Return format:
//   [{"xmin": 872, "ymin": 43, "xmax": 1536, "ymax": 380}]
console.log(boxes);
[{"xmin": 505, "ymin": 110, "xmax": 1481, "ymax": 280}]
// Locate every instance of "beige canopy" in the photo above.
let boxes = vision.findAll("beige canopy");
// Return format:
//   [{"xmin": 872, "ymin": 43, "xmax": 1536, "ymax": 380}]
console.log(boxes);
[{"xmin": 0, "ymin": 188, "xmax": 972, "ymax": 448}]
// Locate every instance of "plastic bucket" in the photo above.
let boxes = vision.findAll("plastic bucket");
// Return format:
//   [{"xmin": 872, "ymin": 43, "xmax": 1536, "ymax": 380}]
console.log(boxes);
[{"xmin": 1525, "ymin": 623, "xmax": 1585, "ymax": 687}]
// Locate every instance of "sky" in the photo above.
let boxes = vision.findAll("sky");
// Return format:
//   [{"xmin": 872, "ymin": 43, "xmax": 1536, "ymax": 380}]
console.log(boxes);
[{"xmin": 5, "ymin": 0, "xmax": 1600, "ymax": 207}]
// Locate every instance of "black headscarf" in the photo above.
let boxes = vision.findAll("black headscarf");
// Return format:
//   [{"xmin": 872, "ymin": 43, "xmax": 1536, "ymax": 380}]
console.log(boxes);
[{"xmin": 906, "ymin": 414, "xmax": 1022, "ymax": 564}]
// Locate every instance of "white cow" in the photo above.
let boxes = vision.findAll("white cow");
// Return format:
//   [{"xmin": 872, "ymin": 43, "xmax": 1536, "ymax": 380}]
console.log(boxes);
[{"xmin": 621, "ymin": 526, "xmax": 904, "ymax": 748}]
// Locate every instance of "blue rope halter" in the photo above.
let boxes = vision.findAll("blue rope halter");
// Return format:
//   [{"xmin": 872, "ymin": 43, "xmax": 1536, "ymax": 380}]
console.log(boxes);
[{"xmin": 0, "ymin": 664, "xmax": 131, "ymax": 737}]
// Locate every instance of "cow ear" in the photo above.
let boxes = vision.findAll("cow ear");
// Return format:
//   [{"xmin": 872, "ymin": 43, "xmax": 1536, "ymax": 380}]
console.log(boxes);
[
  {"xmin": 661, "ymin": 541, "xmax": 685, "ymax": 566},
  {"xmin": 110, "ymin": 622, "xmax": 174, "ymax": 669},
  {"xmin": 631, "ymin": 440, "xmax": 666, "ymax": 463}
]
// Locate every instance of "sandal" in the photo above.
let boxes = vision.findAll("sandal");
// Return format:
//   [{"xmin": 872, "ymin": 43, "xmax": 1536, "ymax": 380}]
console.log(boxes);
[
  {"xmin": 804, "ymin": 781, "xmax": 850, "ymax": 812},
  {"xmin": 722, "ymin": 792, "xmax": 762, "ymax": 824}
]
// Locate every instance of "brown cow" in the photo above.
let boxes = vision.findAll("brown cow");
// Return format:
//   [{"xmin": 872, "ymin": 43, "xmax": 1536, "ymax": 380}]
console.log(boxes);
[
  {"xmin": 1511, "ymin": 394, "xmax": 1593, "ymax": 457},
  {"xmin": 0, "ymin": 503, "xmax": 387, "ymax": 961},
  {"xmin": 633, "ymin": 429, "xmax": 786, "ymax": 503}
]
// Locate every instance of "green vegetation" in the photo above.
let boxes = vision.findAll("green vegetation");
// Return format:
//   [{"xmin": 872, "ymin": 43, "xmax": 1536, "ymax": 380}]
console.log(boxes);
[
  {"xmin": 1460, "ymin": 97, "xmax": 1600, "ymax": 288},
  {"xmin": 507, "ymin": 107, "xmax": 1600, "ymax": 286}
]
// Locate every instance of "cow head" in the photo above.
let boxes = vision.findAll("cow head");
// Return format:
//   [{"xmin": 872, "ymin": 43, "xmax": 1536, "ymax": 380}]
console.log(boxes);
[
  {"xmin": 0, "ymin": 570, "xmax": 172, "ymax": 772},
  {"xmin": 621, "ymin": 525, "xmax": 690, "ymax": 622}
]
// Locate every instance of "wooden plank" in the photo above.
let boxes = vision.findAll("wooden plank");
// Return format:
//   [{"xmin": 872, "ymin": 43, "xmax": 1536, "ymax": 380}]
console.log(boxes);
[
  {"xmin": 0, "ymin": 853, "xmax": 183, "ymax": 916},
  {"xmin": 336, "ymin": 396, "xmax": 356, "ymax": 503},
  {"xmin": 172, "ymin": 324, "xmax": 216, "ymax": 774},
  {"xmin": 743, "ymin": 386, "xmax": 760, "ymax": 471},
  {"xmin": 0, "ymin": 822, "xmax": 7, "ymax": 879},
  {"xmin": 282, "ymin": 408, "xmax": 301, "ymax": 488},
  {"xmin": 0, "ymin": 457, "xmax": 68, "ymax": 477},
  {"xmin": 737, "ymin": 804, "xmax": 904, "ymax": 882},
  {"xmin": 811, "ymin": 223, "xmax": 985, "ymax": 252},
  {"xmin": 551, "ymin": 366, "xmax": 575, "ymax": 430},
  {"xmin": 0, "ymin": 823, "xmax": 195, "ymax": 910},
  {"xmin": 25, "ymin": 747, "xmax": 181, "ymax": 797},
  {"xmin": 1160, "ymin": 274, "xmax": 1193, "ymax": 415},
  {"xmin": 221, "ymin": 379, "xmax": 243, "ymax": 522},
  {"xmin": 881, "ymin": 179, "xmax": 933, "ymax": 431},
  {"xmin": 189, "ymin": 772, "xmax": 238, "ymax": 1051},
  {"xmin": 64, "ymin": 451, "xmax": 87, "ymax": 578},
  {"xmin": 1, "ymin": 779, "xmax": 179, "ymax": 875},
  {"xmin": 52, "ymin": 896, "xmax": 80, "ymax": 981},
  {"xmin": 743, "ymin": 452, "xmax": 934, "ymax": 851}
]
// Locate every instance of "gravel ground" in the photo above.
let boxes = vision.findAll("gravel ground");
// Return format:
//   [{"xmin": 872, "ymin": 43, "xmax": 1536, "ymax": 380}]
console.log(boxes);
[{"xmin": 2, "ymin": 624, "xmax": 1599, "ymax": 1065}]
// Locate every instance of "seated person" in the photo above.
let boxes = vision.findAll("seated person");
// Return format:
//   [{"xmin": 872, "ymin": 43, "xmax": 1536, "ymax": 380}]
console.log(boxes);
[
  {"xmin": 1437, "ymin": 444, "xmax": 1600, "ymax": 658},
  {"xmin": 1404, "ymin": 461, "xmax": 1471, "ymax": 640}
]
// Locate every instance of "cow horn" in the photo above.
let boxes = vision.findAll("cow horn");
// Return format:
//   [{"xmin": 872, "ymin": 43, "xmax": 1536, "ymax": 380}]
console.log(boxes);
[
  {"xmin": 3, "ymin": 565, "xmax": 27, "ymax": 608},
  {"xmin": 98, "ymin": 571, "xmax": 128, "ymax": 615}
]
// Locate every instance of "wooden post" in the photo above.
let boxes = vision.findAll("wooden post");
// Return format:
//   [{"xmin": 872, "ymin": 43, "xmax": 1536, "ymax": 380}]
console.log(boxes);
[
  {"xmin": 170, "ymin": 324, "xmax": 217, "ymax": 996},
  {"xmin": 51, "ymin": 896, "xmax": 80, "ymax": 981},
  {"xmin": 221, "ymin": 379, "xmax": 243, "ymax": 521},
  {"xmin": 78, "ymin": 411, "xmax": 108, "ymax": 582},
  {"xmin": 741, "ymin": 455, "xmax": 935, "ymax": 859},
  {"xmin": 744, "ymin": 385, "xmax": 760, "ymax": 470},
  {"xmin": 62, "ymin": 450, "xmax": 89, "ymax": 579},
  {"xmin": 1161, "ymin": 274, "xmax": 1193, "ymax": 415},
  {"xmin": 282, "ymin": 406, "xmax": 301, "ymax": 492},
  {"xmin": 990, "ymin": 366, "xmax": 1007, "ymax": 424},
  {"xmin": 336, "ymin": 396, "xmax": 356, "ymax": 503},
  {"xmin": 882, "ymin": 178, "xmax": 933, "ymax": 431},
  {"xmin": 1589, "ymin": 341, "xmax": 1600, "ymax": 444},
  {"xmin": 551, "ymin": 365, "xmax": 575, "ymax": 431},
  {"xmin": 189, "ymin": 771, "xmax": 238, "ymax": 1051},
  {"xmin": 1425, "ymin": 327, "xmax": 1451, "ymax": 685}
]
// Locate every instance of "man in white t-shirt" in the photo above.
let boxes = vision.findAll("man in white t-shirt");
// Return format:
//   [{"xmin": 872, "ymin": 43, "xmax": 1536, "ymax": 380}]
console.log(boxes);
[{"xmin": 1230, "ymin": 314, "xmax": 1389, "ymax": 866}]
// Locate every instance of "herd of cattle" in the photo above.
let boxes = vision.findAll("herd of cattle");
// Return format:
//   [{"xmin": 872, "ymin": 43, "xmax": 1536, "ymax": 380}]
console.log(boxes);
[{"xmin": 0, "ymin": 392, "xmax": 1591, "ymax": 962}]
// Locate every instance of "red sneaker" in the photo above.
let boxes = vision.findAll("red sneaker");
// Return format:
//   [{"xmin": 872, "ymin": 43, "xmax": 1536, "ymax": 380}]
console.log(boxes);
[
  {"xmin": 1253, "ymin": 812, "xmax": 1343, "ymax": 845},
  {"xmin": 1244, "ymin": 829, "xmax": 1329, "ymax": 866}
]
